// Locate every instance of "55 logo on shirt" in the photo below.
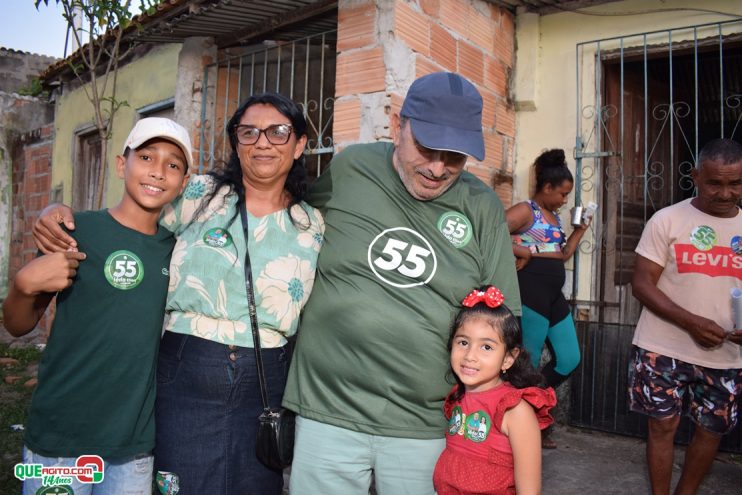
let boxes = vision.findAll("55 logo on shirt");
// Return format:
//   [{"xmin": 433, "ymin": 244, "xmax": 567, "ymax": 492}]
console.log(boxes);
[{"xmin": 368, "ymin": 227, "xmax": 438, "ymax": 288}]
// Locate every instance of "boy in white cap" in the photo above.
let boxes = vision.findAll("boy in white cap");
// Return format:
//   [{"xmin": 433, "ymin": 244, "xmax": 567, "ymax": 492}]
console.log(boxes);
[{"xmin": 4, "ymin": 117, "xmax": 191, "ymax": 494}]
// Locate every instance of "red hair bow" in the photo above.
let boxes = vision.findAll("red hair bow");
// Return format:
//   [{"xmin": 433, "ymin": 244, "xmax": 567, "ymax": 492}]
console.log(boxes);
[{"xmin": 461, "ymin": 286, "xmax": 505, "ymax": 308}]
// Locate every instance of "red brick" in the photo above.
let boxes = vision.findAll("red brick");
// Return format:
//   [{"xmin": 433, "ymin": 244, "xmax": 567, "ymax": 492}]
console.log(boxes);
[
  {"xmin": 335, "ymin": 47, "xmax": 386, "ymax": 97},
  {"xmin": 483, "ymin": 129, "xmax": 503, "ymax": 168},
  {"xmin": 389, "ymin": 92, "xmax": 405, "ymax": 118},
  {"xmin": 496, "ymin": 99, "xmax": 515, "ymax": 136},
  {"xmin": 467, "ymin": 164, "xmax": 493, "ymax": 185},
  {"xmin": 484, "ymin": 55, "xmax": 508, "ymax": 97},
  {"xmin": 337, "ymin": 1, "xmax": 376, "ymax": 53},
  {"xmin": 439, "ymin": 0, "xmax": 468, "ymax": 36},
  {"xmin": 415, "ymin": 54, "xmax": 444, "ymax": 80},
  {"xmin": 465, "ymin": 5, "xmax": 494, "ymax": 52},
  {"xmin": 501, "ymin": 10, "xmax": 515, "ymax": 38},
  {"xmin": 495, "ymin": 182, "xmax": 512, "ymax": 207},
  {"xmin": 458, "ymin": 40, "xmax": 483, "ymax": 85},
  {"xmin": 430, "ymin": 24, "xmax": 457, "ymax": 72},
  {"xmin": 481, "ymin": 89, "xmax": 496, "ymax": 130},
  {"xmin": 420, "ymin": 0, "xmax": 440, "ymax": 17},
  {"xmin": 333, "ymin": 98, "xmax": 362, "ymax": 143},
  {"xmin": 40, "ymin": 124, "xmax": 53, "ymax": 139},
  {"xmin": 395, "ymin": 2, "xmax": 430, "ymax": 56},
  {"xmin": 494, "ymin": 12, "xmax": 515, "ymax": 66}
]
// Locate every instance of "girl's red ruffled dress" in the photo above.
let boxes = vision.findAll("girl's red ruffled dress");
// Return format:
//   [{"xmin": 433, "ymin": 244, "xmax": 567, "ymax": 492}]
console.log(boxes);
[{"xmin": 433, "ymin": 383, "xmax": 556, "ymax": 495}]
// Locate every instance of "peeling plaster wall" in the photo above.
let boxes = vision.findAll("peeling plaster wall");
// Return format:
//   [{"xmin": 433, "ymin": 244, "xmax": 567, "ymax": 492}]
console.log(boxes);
[
  {"xmin": 0, "ymin": 48, "xmax": 58, "ymax": 94},
  {"xmin": 0, "ymin": 92, "xmax": 54, "ymax": 301},
  {"xmin": 175, "ymin": 36, "xmax": 217, "ymax": 171}
]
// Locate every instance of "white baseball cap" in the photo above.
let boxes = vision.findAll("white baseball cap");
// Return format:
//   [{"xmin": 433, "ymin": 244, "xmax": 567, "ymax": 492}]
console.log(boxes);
[{"xmin": 123, "ymin": 117, "xmax": 194, "ymax": 170}]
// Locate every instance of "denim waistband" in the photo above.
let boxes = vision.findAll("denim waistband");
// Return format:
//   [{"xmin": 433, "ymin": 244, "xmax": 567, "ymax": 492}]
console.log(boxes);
[{"xmin": 160, "ymin": 331, "xmax": 287, "ymax": 361}]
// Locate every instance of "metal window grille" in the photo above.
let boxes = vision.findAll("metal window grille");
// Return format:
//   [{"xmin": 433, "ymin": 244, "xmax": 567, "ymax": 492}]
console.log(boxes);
[
  {"xmin": 570, "ymin": 19, "xmax": 742, "ymax": 452},
  {"xmin": 197, "ymin": 30, "xmax": 337, "ymax": 177}
]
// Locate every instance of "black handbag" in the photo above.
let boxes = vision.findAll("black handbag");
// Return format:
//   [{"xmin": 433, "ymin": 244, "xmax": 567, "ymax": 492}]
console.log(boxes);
[{"xmin": 239, "ymin": 202, "xmax": 295, "ymax": 471}]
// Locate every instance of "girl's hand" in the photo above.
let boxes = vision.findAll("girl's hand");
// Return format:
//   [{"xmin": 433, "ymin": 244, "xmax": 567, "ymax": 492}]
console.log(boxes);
[
  {"xmin": 576, "ymin": 215, "xmax": 593, "ymax": 231},
  {"xmin": 512, "ymin": 244, "xmax": 532, "ymax": 271},
  {"xmin": 515, "ymin": 251, "xmax": 531, "ymax": 271}
]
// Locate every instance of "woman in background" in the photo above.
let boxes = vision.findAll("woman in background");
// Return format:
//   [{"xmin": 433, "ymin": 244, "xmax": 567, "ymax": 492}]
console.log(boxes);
[{"xmin": 506, "ymin": 148, "xmax": 590, "ymax": 448}]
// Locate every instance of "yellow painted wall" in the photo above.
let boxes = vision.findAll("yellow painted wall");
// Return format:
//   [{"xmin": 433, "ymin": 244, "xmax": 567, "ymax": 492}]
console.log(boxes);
[
  {"xmin": 51, "ymin": 43, "xmax": 182, "ymax": 207},
  {"xmin": 512, "ymin": 0, "xmax": 742, "ymax": 300}
]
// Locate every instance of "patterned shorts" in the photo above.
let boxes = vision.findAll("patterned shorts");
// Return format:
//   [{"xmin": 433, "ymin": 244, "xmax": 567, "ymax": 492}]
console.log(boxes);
[{"xmin": 628, "ymin": 346, "xmax": 742, "ymax": 435}]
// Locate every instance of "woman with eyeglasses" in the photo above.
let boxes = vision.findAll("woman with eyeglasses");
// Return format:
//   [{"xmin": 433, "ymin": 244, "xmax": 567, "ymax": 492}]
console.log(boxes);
[
  {"xmin": 149, "ymin": 93, "xmax": 324, "ymax": 493},
  {"xmin": 32, "ymin": 93, "xmax": 323, "ymax": 493}
]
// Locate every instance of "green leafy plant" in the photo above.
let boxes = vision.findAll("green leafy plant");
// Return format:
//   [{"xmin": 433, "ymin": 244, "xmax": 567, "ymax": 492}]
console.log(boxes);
[
  {"xmin": 0, "ymin": 343, "xmax": 43, "ymax": 493},
  {"xmin": 17, "ymin": 77, "xmax": 47, "ymax": 98},
  {"xmin": 34, "ymin": 1, "xmax": 157, "ymax": 208}
]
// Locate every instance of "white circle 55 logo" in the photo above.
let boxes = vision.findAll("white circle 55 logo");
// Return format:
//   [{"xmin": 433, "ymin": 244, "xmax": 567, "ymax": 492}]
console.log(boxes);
[{"xmin": 367, "ymin": 227, "xmax": 437, "ymax": 288}]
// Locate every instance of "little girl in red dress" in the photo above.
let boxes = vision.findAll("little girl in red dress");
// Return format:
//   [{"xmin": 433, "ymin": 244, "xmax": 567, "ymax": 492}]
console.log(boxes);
[{"xmin": 433, "ymin": 286, "xmax": 557, "ymax": 495}]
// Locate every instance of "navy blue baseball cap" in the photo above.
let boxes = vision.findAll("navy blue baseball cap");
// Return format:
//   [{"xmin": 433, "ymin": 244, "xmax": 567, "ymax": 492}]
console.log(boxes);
[{"xmin": 400, "ymin": 72, "xmax": 485, "ymax": 161}]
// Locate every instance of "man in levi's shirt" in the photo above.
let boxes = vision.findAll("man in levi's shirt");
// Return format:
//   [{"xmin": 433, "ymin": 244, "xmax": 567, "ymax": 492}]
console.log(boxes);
[{"xmin": 629, "ymin": 138, "xmax": 742, "ymax": 495}]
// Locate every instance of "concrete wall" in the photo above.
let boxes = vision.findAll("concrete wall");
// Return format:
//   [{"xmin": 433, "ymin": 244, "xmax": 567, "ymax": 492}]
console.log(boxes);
[
  {"xmin": 0, "ymin": 48, "xmax": 58, "ymax": 94},
  {"xmin": 51, "ymin": 43, "xmax": 182, "ymax": 207},
  {"xmin": 332, "ymin": 0, "xmax": 516, "ymax": 204},
  {"xmin": 511, "ymin": 0, "xmax": 742, "ymax": 299}
]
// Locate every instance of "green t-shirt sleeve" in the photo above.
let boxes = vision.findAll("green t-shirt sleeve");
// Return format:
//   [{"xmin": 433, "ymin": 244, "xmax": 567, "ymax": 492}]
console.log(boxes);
[{"xmin": 307, "ymin": 158, "xmax": 336, "ymax": 211}]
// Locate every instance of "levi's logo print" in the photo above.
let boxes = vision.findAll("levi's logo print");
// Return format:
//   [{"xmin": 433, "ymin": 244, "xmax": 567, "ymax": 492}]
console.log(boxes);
[
  {"xmin": 104, "ymin": 250, "xmax": 144, "ymax": 290},
  {"xmin": 437, "ymin": 211, "xmax": 473, "ymax": 248},
  {"xmin": 674, "ymin": 228, "xmax": 742, "ymax": 279},
  {"xmin": 368, "ymin": 227, "xmax": 437, "ymax": 288}
]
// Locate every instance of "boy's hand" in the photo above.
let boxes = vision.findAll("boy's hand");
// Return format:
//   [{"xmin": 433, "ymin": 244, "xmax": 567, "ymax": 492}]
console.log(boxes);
[
  {"xmin": 33, "ymin": 204, "xmax": 77, "ymax": 254},
  {"xmin": 14, "ymin": 252, "xmax": 87, "ymax": 296}
]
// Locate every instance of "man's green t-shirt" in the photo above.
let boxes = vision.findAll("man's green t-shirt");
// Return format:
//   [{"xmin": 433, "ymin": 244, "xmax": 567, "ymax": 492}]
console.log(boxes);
[
  {"xmin": 283, "ymin": 142, "xmax": 520, "ymax": 439},
  {"xmin": 24, "ymin": 210, "xmax": 174, "ymax": 457}
]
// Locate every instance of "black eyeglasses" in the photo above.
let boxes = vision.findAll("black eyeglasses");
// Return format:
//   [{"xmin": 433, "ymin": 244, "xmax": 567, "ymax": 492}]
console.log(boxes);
[{"xmin": 233, "ymin": 124, "xmax": 293, "ymax": 145}]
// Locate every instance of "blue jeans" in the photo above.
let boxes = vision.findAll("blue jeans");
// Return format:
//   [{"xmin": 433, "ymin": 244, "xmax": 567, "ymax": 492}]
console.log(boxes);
[
  {"xmin": 21, "ymin": 447, "xmax": 152, "ymax": 495},
  {"xmin": 154, "ymin": 332, "xmax": 290, "ymax": 495}
]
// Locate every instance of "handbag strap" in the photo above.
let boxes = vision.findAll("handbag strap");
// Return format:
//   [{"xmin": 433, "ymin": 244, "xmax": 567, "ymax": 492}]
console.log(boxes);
[{"xmin": 239, "ymin": 201, "xmax": 270, "ymax": 411}]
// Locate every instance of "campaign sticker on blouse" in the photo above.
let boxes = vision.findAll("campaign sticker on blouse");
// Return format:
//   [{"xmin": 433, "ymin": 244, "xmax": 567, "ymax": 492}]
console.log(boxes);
[
  {"xmin": 690, "ymin": 225, "xmax": 717, "ymax": 251},
  {"xmin": 203, "ymin": 228, "xmax": 232, "ymax": 248},
  {"xmin": 464, "ymin": 410, "xmax": 491, "ymax": 443},
  {"xmin": 731, "ymin": 236, "xmax": 742, "ymax": 255},
  {"xmin": 104, "ymin": 250, "xmax": 144, "ymax": 290},
  {"xmin": 448, "ymin": 406, "xmax": 464, "ymax": 436},
  {"xmin": 437, "ymin": 211, "xmax": 473, "ymax": 248}
]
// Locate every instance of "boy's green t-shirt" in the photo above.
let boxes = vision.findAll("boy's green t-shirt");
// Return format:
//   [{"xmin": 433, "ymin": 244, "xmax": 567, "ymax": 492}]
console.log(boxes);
[{"xmin": 24, "ymin": 209, "xmax": 175, "ymax": 458}]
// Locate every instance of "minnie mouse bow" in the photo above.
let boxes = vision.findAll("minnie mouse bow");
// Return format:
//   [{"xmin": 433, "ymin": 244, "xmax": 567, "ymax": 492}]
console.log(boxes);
[{"xmin": 461, "ymin": 286, "xmax": 505, "ymax": 308}]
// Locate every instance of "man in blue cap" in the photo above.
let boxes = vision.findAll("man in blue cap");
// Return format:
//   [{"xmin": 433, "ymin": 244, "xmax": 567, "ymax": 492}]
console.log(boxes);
[{"xmin": 284, "ymin": 72, "xmax": 521, "ymax": 494}]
